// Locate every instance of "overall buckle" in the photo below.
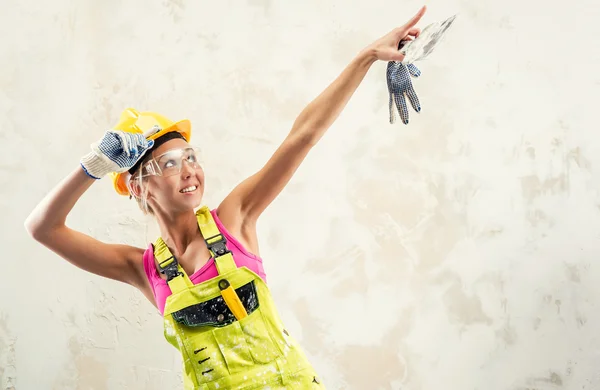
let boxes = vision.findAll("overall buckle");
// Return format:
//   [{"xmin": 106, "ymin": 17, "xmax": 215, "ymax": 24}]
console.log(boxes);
[
  {"xmin": 157, "ymin": 256, "xmax": 182, "ymax": 281},
  {"xmin": 206, "ymin": 234, "xmax": 230, "ymax": 257}
]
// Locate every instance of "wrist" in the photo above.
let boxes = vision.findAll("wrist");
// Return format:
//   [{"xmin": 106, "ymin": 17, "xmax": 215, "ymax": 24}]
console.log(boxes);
[
  {"xmin": 80, "ymin": 162, "xmax": 101, "ymax": 180},
  {"xmin": 358, "ymin": 47, "xmax": 378, "ymax": 65},
  {"xmin": 80, "ymin": 150, "xmax": 114, "ymax": 179}
]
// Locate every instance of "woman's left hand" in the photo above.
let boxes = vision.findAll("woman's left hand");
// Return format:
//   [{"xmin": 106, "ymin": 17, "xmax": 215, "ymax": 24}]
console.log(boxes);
[{"xmin": 365, "ymin": 6, "xmax": 427, "ymax": 62}]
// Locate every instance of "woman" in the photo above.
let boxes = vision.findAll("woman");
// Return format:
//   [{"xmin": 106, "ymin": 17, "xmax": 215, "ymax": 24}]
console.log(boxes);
[{"xmin": 25, "ymin": 7, "xmax": 427, "ymax": 389}]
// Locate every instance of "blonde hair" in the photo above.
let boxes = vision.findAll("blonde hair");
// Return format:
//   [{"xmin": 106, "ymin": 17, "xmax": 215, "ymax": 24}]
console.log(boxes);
[{"xmin": 128, "ymin": 162, "xmax": 154, "ymax": 216}]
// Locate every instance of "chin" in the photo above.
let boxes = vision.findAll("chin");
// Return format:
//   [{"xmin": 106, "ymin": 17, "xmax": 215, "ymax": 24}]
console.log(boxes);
[
  {"xmin": 191, "ymin": 197, "xmax": 203, "ymax": 209},
  {"xmin": 182, "ymin": 192, "xmax": 204, "ymax": 209},
  {"xmin": 172, "ymin": 185, "xmax": 204, "ymax": 210}
]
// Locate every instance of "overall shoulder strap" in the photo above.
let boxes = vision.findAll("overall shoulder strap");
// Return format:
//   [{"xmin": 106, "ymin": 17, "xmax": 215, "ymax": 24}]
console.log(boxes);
[
  {"xmin": 195, "ymin": 206, "xmax": 237, "ymax": 275},
  {"xmin": 196, "ymin": 206, "xmax": 248, "ymax": 321},
  {"xmin": 153, "ymin": 237, "xmax": 194, "ymax": 294}
]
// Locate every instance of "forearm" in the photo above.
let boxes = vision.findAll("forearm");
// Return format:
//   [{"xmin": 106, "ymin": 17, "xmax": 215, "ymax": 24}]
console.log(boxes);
[
  {"xmin": 25, "ymin": 167, "xmax": 95, "ymax": 237},
  {"xmin": 291, "ymin": 48, "xmax": 377, "ymax": 144}
]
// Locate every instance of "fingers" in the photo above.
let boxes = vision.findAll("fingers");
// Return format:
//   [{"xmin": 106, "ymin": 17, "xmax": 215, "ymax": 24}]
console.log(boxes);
[
  {"xmin": 138, "ymin": 141, "xmax": 154, "ymax": 160},
  {"xmin": 403, "ymin": 6, "xmax": 427, "ymax": 30},
  {"xmin": 115, "ymin": 131, "xmax": 132, "ymax": 157},
  {"xmin": 394, "ymin": 7, "xmax": 426, "ymax": 47},
  {"xmin": 394, "ymin": 53, "xmax": 406, "ymax": 62},
  {"xmin": 117, "ymin": 132, "xmax": 153, "ymax": 159},
  {"xmin": 389, "ymin": 94, "xmax": 396, "ymax": 124},
  {"xmin": 389, "ymin": 48, "xmax": 406, "ymax": 62},
  {"xmin": 393, "ymin": 92, "xmax": 410, "ymax": 124},
  {"xmin": 407, "ymin": 63, "xmax": 421, "ymax": 77},
  {"xmin": 407, "ymin": 27, "xmax": 421, "ymax": 38},
  {"xmin": 406, "ymin": 85, "xmax": 421, "ymax": 113}
]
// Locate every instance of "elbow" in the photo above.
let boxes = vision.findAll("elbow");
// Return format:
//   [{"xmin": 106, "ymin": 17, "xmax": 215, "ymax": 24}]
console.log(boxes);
[
  {"xmin": 24, "ymin": 217, "xmax": 41, "ymax": 241},
  {"xmin": 24, "ymin": 214, "xmax": 49, "ymax": 242},
  {"xmin": 290, "ymin": 122, "xmax": 323, "ymax": 148},
  {"xmin": 301, "ymin": 129, "xmax": 322, "ymax": 148}
]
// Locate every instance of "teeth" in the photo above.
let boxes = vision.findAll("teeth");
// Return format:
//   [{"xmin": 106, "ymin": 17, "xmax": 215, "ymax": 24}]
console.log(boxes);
[{"xmin": 180, "ymin": 186, "xmax": 197, "ymax": 193}]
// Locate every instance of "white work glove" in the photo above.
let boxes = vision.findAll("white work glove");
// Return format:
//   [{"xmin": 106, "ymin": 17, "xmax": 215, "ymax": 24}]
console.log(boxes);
[{"xmin": 80, "ymin": 130, "xmax": 154, "ymax": 179}]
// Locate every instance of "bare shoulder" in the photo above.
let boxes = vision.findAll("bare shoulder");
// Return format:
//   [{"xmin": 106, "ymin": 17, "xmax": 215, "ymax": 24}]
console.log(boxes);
[
  {"xmin": 215, "ymin": 198, "xmax": 260, "ymax": 256},
  {"xmin": 126, "ymin": 244, "xmax": 158, "ymax": 306}
]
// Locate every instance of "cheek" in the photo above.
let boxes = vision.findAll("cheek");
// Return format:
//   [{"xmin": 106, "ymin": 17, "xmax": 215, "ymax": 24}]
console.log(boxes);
[
  {"xmin": 146, "ymin": 178, "xmax": 175, "ymax": 199},
  {"xmin": 161, "ymin": 177, "xmax": 181, "ymax": 195}
]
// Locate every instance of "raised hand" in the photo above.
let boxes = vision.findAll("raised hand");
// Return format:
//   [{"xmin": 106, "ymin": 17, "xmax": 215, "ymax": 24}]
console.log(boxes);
[
  {"xmin": 362, "ymin": 6, "xmax": 427, "ymax": 124},
  {"xmin": 80, "ymin": 129, "xmax": 155, "ymax": 179},
  {"xmin": 365, "ymin": 6, "xmax": 426, "ymax": 62}
]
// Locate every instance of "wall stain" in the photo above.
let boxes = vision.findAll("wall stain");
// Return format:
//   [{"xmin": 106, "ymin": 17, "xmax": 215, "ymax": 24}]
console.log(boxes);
[
  {"xmin": 514, "ymin": 360, "xmax": 575, "ymax": 389},
  {"xmin": 564, "ymin": 263, "xmax": 581, "ymax": 283},
  {"xmin": 330, "ymin": 247, "xmax": 370, "ymax": 297},
  {"xmin": 53, "ymin": 336, "xmax": 109, "ymax": 390},
  {"xmin": 514, "ymin": 371, "xmax": 564, "ymax": 389},
  {"xmin": 163, "ymin": 0, "xmax": 186, "ymax": 23},
  {"xmin": 495, "ymin": 319, "xmax": 518, "ymax": 346},
  {"xmin": 335, "ymin": 343, "xmax": 407, "ymax": 389},
  {"xmin": 292, "ymin": 297, "xmax": 416, "ymax": 388},
  {"xmin": 436, "ymin": 272, "xmax": 493, "ymax": 326},
  {"xmin": 335, "ymin": 308, "xmax": 415, "ymax": 389},
  {"xmin": 526, "ymin": 208, "xmax": 553, "ymax": 228},
  {"xmin": 349, "ymin": 172, "xmax": 469, "ymax": 272},
  {"xmin": 0, "ymin": 313, "xmax": 16, "ymax": 390},
  {"xmin": 520, "ymin": 174, "xmax": 568, "ymax": 204},
  {"xmin": 576, "ymin": 314, "xmax": 587, "ymax": 328},
  {"xmin": 247, "ymin": 0, "xmax": 272, "ymax": 14},
  {"xmin": 541, "ymin": 294, "xmax": 563, "ymax": 317}
]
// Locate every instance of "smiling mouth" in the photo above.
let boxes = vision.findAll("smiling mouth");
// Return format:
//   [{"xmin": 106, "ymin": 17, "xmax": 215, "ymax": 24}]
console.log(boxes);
[{"xmin": 180, "ymin": 185, "xmax": 198, "ymax": 194}]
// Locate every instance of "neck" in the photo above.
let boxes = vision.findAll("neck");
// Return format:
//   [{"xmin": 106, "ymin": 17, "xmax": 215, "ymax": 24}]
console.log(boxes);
[{"xmin": 155, "ymin": 209, "xmax": 200, "ymax": 257}]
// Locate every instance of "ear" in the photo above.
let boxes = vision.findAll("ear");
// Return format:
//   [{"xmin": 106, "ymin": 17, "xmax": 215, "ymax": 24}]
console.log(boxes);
[{"xmin": 127, "ymin": 177, "xmax": 145, "ymax": 199}]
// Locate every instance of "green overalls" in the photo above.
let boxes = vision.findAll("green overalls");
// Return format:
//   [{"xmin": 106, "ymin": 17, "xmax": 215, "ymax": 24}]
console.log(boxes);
[{"xmin": 153, "ymin": 206, "xmax": 324, "ymax": 389}]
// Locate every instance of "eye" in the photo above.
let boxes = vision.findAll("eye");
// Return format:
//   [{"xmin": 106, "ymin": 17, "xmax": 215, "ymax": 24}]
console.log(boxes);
[
  {"xmin": 163, "ymin": 159, "xmax": 177, "ymax": 168},
  {"xmin": 186, "ymin": 154, "xmax": 197, "ymax": 163}
]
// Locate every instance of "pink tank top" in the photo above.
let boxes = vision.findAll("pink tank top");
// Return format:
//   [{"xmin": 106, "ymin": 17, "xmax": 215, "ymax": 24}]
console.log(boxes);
[{"xmin": 143, "ymin": 209, "xmax": 267, "ymax": 315}]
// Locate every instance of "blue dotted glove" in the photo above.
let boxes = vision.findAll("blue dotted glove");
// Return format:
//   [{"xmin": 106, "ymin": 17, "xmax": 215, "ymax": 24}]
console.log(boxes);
[
  {"xmin": 80, "ymin": 130, "xmax": 155, "ymax": 179},
  {"xmin": 386, "ymin": 61, "xmax": 422, "ymax": 125}
]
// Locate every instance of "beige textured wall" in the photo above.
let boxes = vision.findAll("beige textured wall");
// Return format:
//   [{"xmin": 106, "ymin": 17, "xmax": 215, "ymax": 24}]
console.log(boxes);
[{"xmin": 2, "ymin": 0, "xmax": 600, "ymax": 389}]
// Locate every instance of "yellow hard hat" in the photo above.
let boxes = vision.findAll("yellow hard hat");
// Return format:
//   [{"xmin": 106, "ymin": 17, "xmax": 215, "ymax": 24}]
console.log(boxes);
[{"xmin": 109, "ymin": 108, "xmax": 192, "ymax": 196}]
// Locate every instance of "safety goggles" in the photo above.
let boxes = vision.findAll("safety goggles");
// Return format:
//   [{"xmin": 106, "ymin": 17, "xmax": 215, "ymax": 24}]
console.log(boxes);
[{"xmin": 135, "ymin": 147, "xmax": 203, "ymax": 178}]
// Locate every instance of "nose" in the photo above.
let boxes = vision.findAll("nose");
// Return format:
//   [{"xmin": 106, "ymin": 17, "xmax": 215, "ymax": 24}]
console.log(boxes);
[{"xmin": 180, "ymin": 160, "xmax": 194, "ymax": 179}]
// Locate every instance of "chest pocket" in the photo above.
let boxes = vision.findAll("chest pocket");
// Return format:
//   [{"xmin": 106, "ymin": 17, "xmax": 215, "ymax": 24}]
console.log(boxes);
[{"xmin": 172, "ymin": 281, "xmax": 259, "ymax": 327}]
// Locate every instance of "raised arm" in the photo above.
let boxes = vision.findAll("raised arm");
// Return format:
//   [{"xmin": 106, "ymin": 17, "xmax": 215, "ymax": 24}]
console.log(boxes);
[
  {"xmin": 25, "ymin": 167, "xmax": 145, "ymax": 284},
  {"xmin": 24, "ymin": 130, "xmax": 155, "ymax": 287},
  {"xmin": 219, "ymin": 7, "xmax": 427, "ymax": 236}
]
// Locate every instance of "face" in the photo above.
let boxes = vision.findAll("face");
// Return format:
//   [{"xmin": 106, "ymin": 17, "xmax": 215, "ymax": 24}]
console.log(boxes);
[{"xmin": 133, "ymin": 138, "xmax": 205, "ymax": 215}]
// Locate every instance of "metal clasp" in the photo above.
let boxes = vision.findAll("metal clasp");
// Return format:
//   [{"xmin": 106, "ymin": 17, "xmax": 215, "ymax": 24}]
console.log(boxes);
[{"xmin": 206, "ymin": 234, "xmax": 230, "ymax": 257}]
